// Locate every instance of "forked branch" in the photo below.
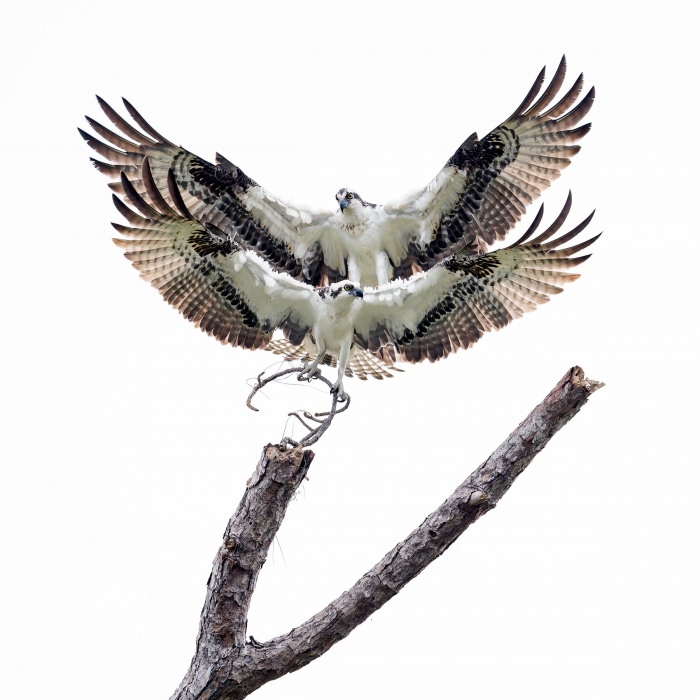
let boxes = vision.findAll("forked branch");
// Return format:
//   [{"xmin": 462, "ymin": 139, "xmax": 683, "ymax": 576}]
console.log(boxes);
[{"xmin": 170, "ymin": 366, "xmax": 603, "ymax": 700}]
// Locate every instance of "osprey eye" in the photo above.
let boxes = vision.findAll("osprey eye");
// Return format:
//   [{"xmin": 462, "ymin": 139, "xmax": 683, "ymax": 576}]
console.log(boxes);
[
  {"xmin": 344, "ymin": 284, "xmax": 353, "ymax": 291},
  {"xmin": 346, "ymin": 193, "xmax": 353, "ymax": 199}
]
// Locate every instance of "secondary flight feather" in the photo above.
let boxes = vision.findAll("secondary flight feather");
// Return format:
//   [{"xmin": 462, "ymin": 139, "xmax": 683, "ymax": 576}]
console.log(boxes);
[
  {"xmin": 81, "ymin": 56, "xmax": 594, "ymax": 288},
  {"xmin": 111, "ymin": 160, "xmax": 599, "ymax": 399}
]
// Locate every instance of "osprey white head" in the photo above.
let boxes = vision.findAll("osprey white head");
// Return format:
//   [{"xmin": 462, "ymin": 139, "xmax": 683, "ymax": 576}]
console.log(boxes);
[
  {"xmin": 318, "ymin": 280, "xmax": 364, "ymax": 301},
  {"xmin": 335, "ymin": 188, "xmax": 376, "ymax": 216}
]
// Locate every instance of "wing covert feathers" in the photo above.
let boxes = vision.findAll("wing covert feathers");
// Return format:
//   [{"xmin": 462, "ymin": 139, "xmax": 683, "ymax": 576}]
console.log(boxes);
[
  {"xmin": 110, "ymin": 161, "xmax": 315, "ymax": 352},
  {"xmin": 361, "ymin": 194, "xmax": 599, "ymax": 364},
  {"xmin": 392, "ymin": 56, "xmax": 594, "ymax": 279},
  {"xmin": 80, "ymin": 99, "xmax": 335, "ymax": 284}
]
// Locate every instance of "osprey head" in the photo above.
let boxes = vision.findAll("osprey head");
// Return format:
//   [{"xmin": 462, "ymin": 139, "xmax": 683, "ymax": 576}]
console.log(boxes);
[
  {"xmin": 335, "ymin": 188, "xmax": 376, "ymax": 214},
  {"xmin": 326, "ymin": 281, "xmax": 364, "ymax": 300}
]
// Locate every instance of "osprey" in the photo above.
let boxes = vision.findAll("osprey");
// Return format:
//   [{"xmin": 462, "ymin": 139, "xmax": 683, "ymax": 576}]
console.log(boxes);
[
  {"xmin": 81, "ymin": 56, "xmax": 594, "ymax": 288},
  {"xmin": 111, "ymin": 160, "xmax": 599, "ymax": 399}
]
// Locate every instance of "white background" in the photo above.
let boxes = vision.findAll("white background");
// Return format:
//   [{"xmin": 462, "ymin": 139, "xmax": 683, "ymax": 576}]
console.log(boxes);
[{"xmin": 2, "ymin": 1, "xmax": 698, "ymax": 698}]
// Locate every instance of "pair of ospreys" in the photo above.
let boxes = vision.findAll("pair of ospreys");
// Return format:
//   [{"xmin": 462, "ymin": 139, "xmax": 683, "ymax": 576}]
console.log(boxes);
[{"xmin": 81, "ymin": 57, "xmax": 598, "ymax": 400}]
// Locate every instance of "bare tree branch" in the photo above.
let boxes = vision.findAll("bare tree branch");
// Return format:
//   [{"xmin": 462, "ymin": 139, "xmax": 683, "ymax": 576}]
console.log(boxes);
[
  {"xmin": 169, "ymin": 366, "xmax": 603, "ymax": 699},
  {"xmin": 246, "ymin": 365, "xmax": 352, "ymax": 447}
]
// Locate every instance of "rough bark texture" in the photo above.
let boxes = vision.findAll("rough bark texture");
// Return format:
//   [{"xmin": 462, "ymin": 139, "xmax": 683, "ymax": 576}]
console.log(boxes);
[{"xmin": 169, "ymin": 366, "xmax": 602, "ymax": 700}]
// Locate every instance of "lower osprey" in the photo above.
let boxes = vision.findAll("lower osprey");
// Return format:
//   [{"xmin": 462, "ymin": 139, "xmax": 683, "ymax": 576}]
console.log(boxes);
[{"xmin": 113, "ymin": 160, "xmax": 599, "ymax": 399}]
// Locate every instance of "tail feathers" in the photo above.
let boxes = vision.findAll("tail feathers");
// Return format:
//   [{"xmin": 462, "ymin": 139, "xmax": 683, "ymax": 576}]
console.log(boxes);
[
  {"xmin": 266, "ymin": 340, "xmax": 309, "ymax": 363},
  {"xmin": 266, "ymin": 339, "xmax": 398, "ymax": 380}
]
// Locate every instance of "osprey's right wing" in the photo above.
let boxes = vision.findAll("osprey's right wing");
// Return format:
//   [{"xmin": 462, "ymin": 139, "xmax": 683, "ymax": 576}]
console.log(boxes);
[
  {"xmin": 110, "ymin": 161, "xmax": 318, "ymax": 350},
  {"xmin": 81, "ymin": 100, "xmax": 346, "ymax": 286}
]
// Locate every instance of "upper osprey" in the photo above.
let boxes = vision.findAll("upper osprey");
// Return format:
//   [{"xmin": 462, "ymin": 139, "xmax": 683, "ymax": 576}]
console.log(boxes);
[{"xmin": 80, "ymin": 56, "xmax": 594, "ymax": 287}]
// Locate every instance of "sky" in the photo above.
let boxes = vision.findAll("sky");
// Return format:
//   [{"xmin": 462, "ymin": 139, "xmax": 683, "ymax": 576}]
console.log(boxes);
[{"xmin": 1, "ymin": 1, "xmax": 698, "ymax": 698}]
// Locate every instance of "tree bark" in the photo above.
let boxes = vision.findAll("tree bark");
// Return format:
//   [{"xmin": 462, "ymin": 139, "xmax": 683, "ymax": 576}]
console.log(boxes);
[{"xmin": 169, "ymin": 366, "xmax": 603, "ymax": 699}]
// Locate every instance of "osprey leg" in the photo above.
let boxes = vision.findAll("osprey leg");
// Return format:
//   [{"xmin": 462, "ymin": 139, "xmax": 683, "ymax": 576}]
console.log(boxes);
[
  {"xmin": 298, "ymin": 339, "xmax": 326, "ymax": 382},
  {"xmin": 331, "ymin": 342, "xmax": 351, "ymax": 401}
]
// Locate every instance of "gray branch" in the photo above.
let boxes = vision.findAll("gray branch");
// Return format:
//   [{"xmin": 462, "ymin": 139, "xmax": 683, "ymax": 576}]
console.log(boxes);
[{"xmin": 169, "ymin": 366, "xmax": 603, "ymax": 700}]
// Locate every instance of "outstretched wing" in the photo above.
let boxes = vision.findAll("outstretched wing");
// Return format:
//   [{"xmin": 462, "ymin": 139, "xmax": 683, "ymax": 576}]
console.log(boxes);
[
  {"xmin": 80, "ymin": 100, "xmax": 345, "ymax": 285},
  {"xmin": 356, "ymin": 193, "xmax": 599, "ymax": 363},
  {"xmin": 111, "ymin": 159, "xmax": 318, "ymax": 350},
  {"xmin": 387, "ymin": 57, "xmax": 594, "ymax": 278}
]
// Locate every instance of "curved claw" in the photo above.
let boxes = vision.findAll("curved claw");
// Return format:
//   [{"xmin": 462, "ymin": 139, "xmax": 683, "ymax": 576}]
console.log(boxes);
[
  {"xmin": 297, "ymin": 365, "xmax": 321, "ymax": 383},
  {"xmin": 330, "ymin": 382, "xmax": 348, "ymax": 402}
]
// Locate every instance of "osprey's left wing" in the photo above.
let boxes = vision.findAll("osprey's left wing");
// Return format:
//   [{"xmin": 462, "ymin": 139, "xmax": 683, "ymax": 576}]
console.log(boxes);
[
  {"xmin": 80, "ymin": 100, "xmax": 344, "ymax": 285},
  {"xmin": 110, "ymin": 160, "xmax": 318, "ymax": 351},
  {"xmin": 386, "ymin": 57, "xmax": 594, "ymax": 279},
  {"xmin": 355, "ymin": 196, "xmax": 599, "ymax": 363}
]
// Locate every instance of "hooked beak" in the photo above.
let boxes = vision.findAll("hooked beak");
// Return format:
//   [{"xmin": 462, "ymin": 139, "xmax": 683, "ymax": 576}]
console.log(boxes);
[
  {"xmin": 339, "ymin": 199, "xmax": 350, "ymax": 212},
  {"xmin": 351, "ymin": 287, "xmax": 364, "ymax": 298}
]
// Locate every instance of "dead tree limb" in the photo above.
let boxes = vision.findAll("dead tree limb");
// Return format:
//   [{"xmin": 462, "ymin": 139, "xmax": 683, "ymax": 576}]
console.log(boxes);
[
  {"xmin": 246, "ymin": 365, "xmax": 352, "ymax": 447},
  {"xmin": 169, "ymin": 366, "xmax": 603, "ymax": 700}
]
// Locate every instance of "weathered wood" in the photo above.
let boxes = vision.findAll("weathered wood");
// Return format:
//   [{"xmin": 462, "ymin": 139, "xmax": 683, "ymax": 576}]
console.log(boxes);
[
  {"xmin": 169, "ymin": 445, "xmax": 314, "ymax": 699},
  {"xmin": 170, "ymin": 366, "xmax": 602, "ymax": 700}
]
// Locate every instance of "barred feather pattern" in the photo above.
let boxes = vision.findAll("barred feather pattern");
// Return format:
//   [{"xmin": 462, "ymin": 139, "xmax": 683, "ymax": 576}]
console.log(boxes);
[
  {"xmin": 358, "ymin": 193, "xmax": 599, "ymax": 364},
  {"xmin": 391, "ymin": 56, "xmax": 594, "ymax": 279},
  {"xmin": 109, "ymin": 162, "xmax": 316, "ymax": 352},
  {"xmin": 80, "ymin": 101, "xmax": 323, "ymax": 281},
  {"xmin": 80, "ymin": 56, "xmax": 592, "ymax": 289},
  {"xmin": 108, "ymin": 161, "xmax": 598, "ymax": 384},
  {"xmin": 265, "ymin": 339, "xmax": 396, "ymax": 380}
]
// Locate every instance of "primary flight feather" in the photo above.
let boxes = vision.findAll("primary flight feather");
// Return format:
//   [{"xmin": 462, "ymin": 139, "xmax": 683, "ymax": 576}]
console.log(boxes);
[
  {"xmin": 111, "ymin": 160, "xmax": 599, "ymax": 399},
  {"xmin": 82, "ymin": 56, "xmax": 594, "ymax": 288}
]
